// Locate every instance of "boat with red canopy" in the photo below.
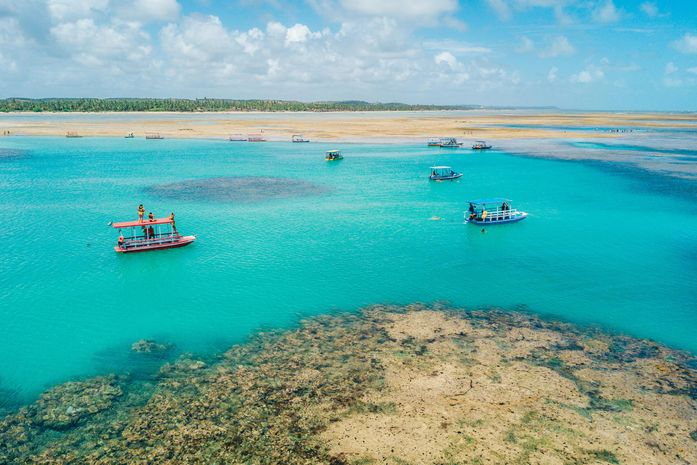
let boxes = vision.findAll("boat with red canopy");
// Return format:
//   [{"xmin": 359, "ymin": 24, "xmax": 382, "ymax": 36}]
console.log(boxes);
[{"xmin": 111, "ymin": 216, "xmax": 195, "ymax": 253}]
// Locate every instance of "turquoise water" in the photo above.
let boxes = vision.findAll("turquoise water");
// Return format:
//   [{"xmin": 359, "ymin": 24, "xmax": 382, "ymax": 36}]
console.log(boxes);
[{"xmin": 1, "ymin": 136, "xmax": 696, "ymax": 403}]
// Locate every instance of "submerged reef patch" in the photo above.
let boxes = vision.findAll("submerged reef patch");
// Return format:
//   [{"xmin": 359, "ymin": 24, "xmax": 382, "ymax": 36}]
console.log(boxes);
[
  {"xmin": 148, "ymin": 176, "xmax": 330, "ymax": 203},
  {"xmin": 1, "ymin": 304, "xmax": 696, "ymax": 464},
  {"xmin": 0, "ymin": 148, "xmax": 28, "ymax": 161}
]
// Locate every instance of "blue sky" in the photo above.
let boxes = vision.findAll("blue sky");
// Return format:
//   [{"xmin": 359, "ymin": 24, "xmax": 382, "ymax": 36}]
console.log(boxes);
[{"xmin": 1, "ymin": 0, "xmax": 696, "ymax": 110}]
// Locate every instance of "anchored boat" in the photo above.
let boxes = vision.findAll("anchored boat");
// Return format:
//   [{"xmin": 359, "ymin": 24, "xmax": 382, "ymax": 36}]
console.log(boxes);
[
  {"xmin": 472, "ymin": 140, "xmax": 492, "ymax": 150},
  {"xmin": 292, "ymin": 134, "xmax": 310, "ymax": 143},
  {"xmin": 465, "ymin": 198, "xmax": 527, "ymax": 225},
  {"xmin": 325, "ymin": 149, "xmax": 343, "ymax": 161},
  {"xmin": 429, "ymin": 166, "xmax": 462, "ymax": 181},
  {"xmin": 111, "ymin": 216, "xmax": 195, "ymax": 253}
]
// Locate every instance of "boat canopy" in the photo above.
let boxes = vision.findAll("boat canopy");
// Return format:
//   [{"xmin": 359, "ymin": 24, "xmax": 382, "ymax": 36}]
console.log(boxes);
[
  {"xmin": 467, "ymin": 198, "xmax": 512, "ymax": 206},
  {"xmin": 430, "ymin": 165, "xmax": 451, "ymax": 170},
  {"xmin": 475, "ymin": 140, "xmax": 487, "ymax": 143},
  {"xmin": 326, "ymin": 149, "xmax": 340, "ymax": 154},
  {"xmin": 112, "ymin": 217, "xmax": 174, "ymax": 228}
]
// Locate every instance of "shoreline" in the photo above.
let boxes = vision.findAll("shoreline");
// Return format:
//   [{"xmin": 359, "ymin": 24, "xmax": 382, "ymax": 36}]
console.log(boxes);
[{"xmin": 2, "ymin": 303, "xmax": 696, "ymax": 464}]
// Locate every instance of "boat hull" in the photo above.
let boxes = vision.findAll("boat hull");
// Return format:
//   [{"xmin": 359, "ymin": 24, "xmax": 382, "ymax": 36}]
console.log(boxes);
[
  {"xmin": 115, "ymin": 235, "xmax": 196, "ymax": 253},
  {"xmin": 467, "ymin": 213, "xmax": 527, "ymax": 225},
  {"xmin": 430, "ymin": 173, "xmax": 463, "ymax": 181},
  {"xmin": 472, "ymin": 146, "xmax": 492, "ymax": 150}
]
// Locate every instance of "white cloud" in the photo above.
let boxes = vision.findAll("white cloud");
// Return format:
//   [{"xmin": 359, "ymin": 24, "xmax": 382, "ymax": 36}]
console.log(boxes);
[
  {"xmin": 672, "ymin": 33, "xmax": 697, "ymax": 54},
  {"xmin": 640, "ymin": 2, "xmax": 658, "ymax": 17},
  {"xmin": 547, "ymin": 66, "xmax": 558, "ymax": 82},
  {"xmin": 687, "ymin": 67, "xmax": 697, "ymax": 75},
  {"xmin": 593, "ymin": 0, "xmax": 621, "ymax": 23},
  {"xmin": 338, "ymin": 0, "xmax": 457, "ymax": 22},
  {"xmin": 540, "ymin": 35, "xmax": 574, "ymax": 58},
  {"xmin": 115, "ymin": 0, "xmax": 181, "ymax": 22},
  {"xmin": 486, "ymin": 0, "xmax": 512, "ymax": 21},
  {"xmin": 423, "ymin": 40, "xmax": 491, "ymax": 55},
  {"xmin": 570, "ymin": 66, "xmax": 604, "ymax": 83},
  {"xmin": 46, "ymin": 0, "xmax": 110, "ymax": 22},
  {"xmin": 434, "ymin": 51, "xmax": 458, "ymax": 69},
  {"xmin": 665, "ymin": 62, "xmax": 678, "ymax": 74},
  {"xmin": 516, "ymin": 36, "xmax": 534, "ymax": 53},
  {"xmin": 285, "ymin": 24, "xmax": 319, "ymax": 46}
]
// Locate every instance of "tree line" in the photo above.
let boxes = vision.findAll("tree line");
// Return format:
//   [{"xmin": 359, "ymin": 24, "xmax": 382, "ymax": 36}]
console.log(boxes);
[{"xmin": 0, "ymin": 98, "xmax": 481, "ymax": 113}]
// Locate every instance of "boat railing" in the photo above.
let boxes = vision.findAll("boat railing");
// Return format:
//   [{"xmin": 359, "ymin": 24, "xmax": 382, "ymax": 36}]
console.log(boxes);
[
  {"xmin": 122, "ymin": 233, "xmax": 180, "ymax": 248},
  {"xmin": 468, "ymin": 208, "xmax": 523, "ymax": 221}
]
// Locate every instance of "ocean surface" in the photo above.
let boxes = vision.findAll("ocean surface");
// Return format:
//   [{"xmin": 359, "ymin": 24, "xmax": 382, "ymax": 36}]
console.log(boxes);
[{"xmin": 1, "ymin": 135, "xmax": 696, "ymax": 405}]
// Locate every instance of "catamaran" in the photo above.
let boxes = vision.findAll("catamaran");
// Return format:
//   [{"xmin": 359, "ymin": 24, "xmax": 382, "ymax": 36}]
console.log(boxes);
[
  {"xmin": 439, "ymin": 137, "xmax": 463, "ymax": 148},
  {"xmin": 325, "ymin": 149, "xmax": 343, "ymax": 161},
  {"xmin": 429, "ymin": 166, "xmax": 462, "ymax": 181},
  {"xmin": 292, "ymin": 134, "xmax": 310, "ymax": 143},
  {"xmin": 472, "ymin": 140, "xmax": 492, "ymax": 150},
  {"xmin": 465, "ymin": 198, "xmax": 527, "ymax": 225},
  {"xmin": 111, "ymin": 216, "xmax": 195, "ymax": 253}
]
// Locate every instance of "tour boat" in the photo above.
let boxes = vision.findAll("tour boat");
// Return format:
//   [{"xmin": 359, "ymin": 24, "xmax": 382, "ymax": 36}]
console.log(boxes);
[
  {"xmin": 429, "ymin": 166, "xmax": 462, "ymax": 181},
  {"xmin": 125, "ymin": 133, "xmax": 135, "ymax": 138},
  {"xmin": 427, "ymin": 137, "xmax": 442, "ymax": 147},
  {"xmin": 247, "ymin": 133, "xmax": 266, "ymax": 142},
  {"xmin": 229, "ymin": 134, "xmax": 247, "ymax": 141},
  {"xmin": 292, "ymin": 134, "xmax": 310, "ymax": 143},
  {"xmin": 465, "ymin": 198, "xmax": 527, "ymax": 225},
  {"xmin": 438, "ymin": 137, "xmax": 463, "ymax": 148},
  {"xmin": 325, "ymin": 149, "xmax": 343, "ymax": 161},
  {"xmin": 66, "ymin": 131, "xmax": 82, "ymax": 138},
  {"xmin": 145, "ymin": 132, "xmax": 164, "ymax": 140},
  {"xmin": 472, "ymin": 140, "xmax": 492, "ymax": 150},
  {"xmin": 111, "ymin": 216, "xmax": 195, "ymax": 253}
]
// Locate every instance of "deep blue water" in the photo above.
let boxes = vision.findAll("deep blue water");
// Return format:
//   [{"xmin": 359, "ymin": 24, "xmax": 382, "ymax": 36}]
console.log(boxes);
[{"xmin": 0, "ymin": 136, "xmax": 696, "ymax": 403}]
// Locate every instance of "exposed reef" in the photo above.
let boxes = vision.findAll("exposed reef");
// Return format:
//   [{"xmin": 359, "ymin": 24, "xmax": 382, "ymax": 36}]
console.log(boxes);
[
  {"xmin": 148, "ymin": 176, "xmax": 330, "ymax": 203},
  {"xmin": 1, "ymin": 304, "xmax": 696, "ymax": 464}
]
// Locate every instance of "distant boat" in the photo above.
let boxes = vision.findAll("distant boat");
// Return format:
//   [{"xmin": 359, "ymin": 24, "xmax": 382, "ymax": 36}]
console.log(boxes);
[
  {"xmin": 438, "ymin": 137, "xmax": 463, "ymax": 148},
  {"xmin": 472, "ymin": 140, "xmax": 492, "ymax": 150},
  {"xmin": 427, "ymin": 137, "xmax": 441, "ymax": 147},
  {"xmin": 65, "ymin": 131, "xmax": 82, "ymax": 138},
  {"xmin": 125, "ymin": 133, "xmax": 135, "ymax": 139},
  {"xmin": 145, "ymin": 132, "xmax": 163, "ymax": 140},
  {"xmin": 429, "ymin": 166, "xmax": 462, "ymax": 181},
  {"xmin": 247, "ymin": 133, "xmax": 266, "ymax": 142},
  {"xmin": 229, "ymin": 134, "xmax": 247, "ymax": 141},
  {"xmin": 111, "ymin": 215, "xmax": 195, "ymax": 253},
  {"xmin": 325, "ymin": 149, "xmax": 343, "ymax": 161},
  {"xmin": 465, "ymin": 198, "xmax": 527, "ymax": 225},
  {"xmin": 292, "ymin": 134, "xmax": 310, "ymax": 143}
]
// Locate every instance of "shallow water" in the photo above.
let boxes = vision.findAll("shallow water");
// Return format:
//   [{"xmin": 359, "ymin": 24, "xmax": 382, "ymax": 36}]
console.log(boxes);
[{"xmin": 0, "ymin": 136, "xmax": 696, "ymax": 402}]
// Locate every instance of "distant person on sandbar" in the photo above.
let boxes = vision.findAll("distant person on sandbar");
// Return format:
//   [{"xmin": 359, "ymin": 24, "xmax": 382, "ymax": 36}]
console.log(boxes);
[{"xmin": 138, "ymin": 204, "xmax": 145, "ymax": 222}]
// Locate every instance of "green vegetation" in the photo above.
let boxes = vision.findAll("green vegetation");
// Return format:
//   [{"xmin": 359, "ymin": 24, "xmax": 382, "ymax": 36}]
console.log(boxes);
[
  {"xmin": 0, "ymin": 98, "xmax": 481, "ymax": 113},
  {"xmin": 590, "ymin": 449, "xmax": 620, "ymax": 464}
]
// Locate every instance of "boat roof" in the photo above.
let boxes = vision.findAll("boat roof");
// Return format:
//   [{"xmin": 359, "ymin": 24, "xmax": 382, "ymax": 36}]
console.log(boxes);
[
  {"xmin": 112, "ymin": 217, "xmax": 174, "ymax": 228},
  {"xmin": 326, "ymin": 149, "xmax": 340, "ymax": 152},
  {"xmin": 430, "ymin": 165, "xmax": 451, "ymax": 169},
  {"xmin": 475, "ymin": 140, "xmax": 487, "ymax": 143},
  {"xmin": 467, "ymin": 198, "xmax": 511, "ymax": 205}
]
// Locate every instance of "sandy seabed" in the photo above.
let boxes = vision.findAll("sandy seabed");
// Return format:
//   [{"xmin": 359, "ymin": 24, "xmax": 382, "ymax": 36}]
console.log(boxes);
[{"xmin": 2, "ymin": 304, "xmax": 695, "ymax": 465}]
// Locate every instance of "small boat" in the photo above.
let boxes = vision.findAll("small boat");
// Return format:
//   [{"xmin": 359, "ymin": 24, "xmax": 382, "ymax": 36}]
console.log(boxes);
[
  {"xmin": 65, "ymin": 131, "xmax": 82, "ymax": 138},
  {"xmin": 125, "ymin": 133, "xmax": 135, "ymax": 139},
  {"xmin": 145, "ymin": 132, "xmax": 163, "ymax": 140},
  {"xmin": 247, "ymin": 133, "xmax": 266, "ymax": 142},
  {"xmin": 325, "ymin": 149, "xmax": 343, "ymax": 161},
  {"xmin": 472, "ymin": 140, "xmax": 492, "ymax": 150},
  {"xmin": 292, "ymin": 134, "xmax": 310, "ymax": 143},
  {"xmin": 429, "ymin": 166, "xmax": 462, "ymax": 181},
  {"xmin": 427, "ymin": 137, "xmax": 442, "ymax": 147},
  {"xmin": 229, "ymin": 134, "xmax": 247, "ymax": 141},
  {"xmin": 465, "ymin": 198, "xmax": 527, "ymax": 225},
  {"xmin": 111, "ymin": 215, "xmax": 195, "ymax": 253},
  {"xmin": 438, "ymin": 137, "xmax": 463, "ymax": 148}
]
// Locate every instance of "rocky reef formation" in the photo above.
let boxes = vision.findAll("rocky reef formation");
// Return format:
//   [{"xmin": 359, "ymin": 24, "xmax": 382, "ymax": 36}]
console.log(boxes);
[
  {"xmin": 130, "ymin": 339, "xmax": 173, "ymax": 357},
  {"xmin": 1, "ymin": 304, "xmax": 696, "ymax": 464},
  {"xmin": 148, "ymin": 177, "xmax": 330, "ymax": 203}
]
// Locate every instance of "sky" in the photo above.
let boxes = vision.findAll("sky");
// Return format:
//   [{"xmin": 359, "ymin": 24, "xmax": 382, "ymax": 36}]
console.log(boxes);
[{"xmin": 0, "ymin": 0, "xmax": 696, "ymax": 110}]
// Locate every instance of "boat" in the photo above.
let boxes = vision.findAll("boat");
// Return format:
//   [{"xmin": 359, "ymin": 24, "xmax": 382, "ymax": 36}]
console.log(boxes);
[
  {"xmin": 125, "ymin": 133, "xmax": 135, "ymax": 138},
  {"xmin": 429, "ymin": 166, "xmax": 462, "ymax": 181},
  {"xmin": 145, "ymin": 132, "xmax": 163, "ymax": 140},
  {"xmin": 292, "ymin": 134, "xmax": 310, "ymax": 143},
  {"xmin": 229, "ymin": 134, "xmax": 247, "ymax": 141},
  {"xmin": 247, "ymin": 133, "xmax": 266, "ymax": 142},
  {"xmin": 65, "ymin": 131, "xmax": 82, "ymax": 138},
  {"xmin": 465, "ymin": 198, "xmax": 527, "ymax": 225},
  {"xmin": 427, "ymin": 137, "xmax": 442, "ymax": 147},
  {"xmin": 438, "ymin": 137, "xmax": 463, "ymax": 148},
  {"xmin": 325, "ymin": 149, "xmax": 343, "ymax": 161},
  {"xmin": 111, "ymin": 216, "xmax": 195, "ymax": 253},
  {"xmin": 472, "ymin": 140, "xmax": 492, "ymax": 150}
]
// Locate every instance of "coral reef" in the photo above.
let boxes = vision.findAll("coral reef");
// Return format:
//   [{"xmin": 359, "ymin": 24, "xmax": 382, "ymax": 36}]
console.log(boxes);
[
  {"xmin": 1, "ymin": 305, "xmax": 696, "ymax": 465},
  {"xmin": 130, "ymin": 339, "xmax": 173, "ymax": 357}
]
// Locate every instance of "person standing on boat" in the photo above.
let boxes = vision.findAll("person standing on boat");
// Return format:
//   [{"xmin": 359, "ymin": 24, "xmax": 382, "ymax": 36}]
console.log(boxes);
[
  {"xmin": 147, "ymin": 225, "xmax": 155, "ymax": 239},
  {"xmin": 148, "ymin": 211, "xmax": 154, "ymax": 222},
  {"xmin": 118, "ymin": 233, "xmax": 125, "ymax": 249},
  {"xmin": 138, "ymin": 204, "xmax": 145, "ymax": 222},
  {"xmin": 169, "ymin": 212, "xmax": 176, "ymax": 232}
]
